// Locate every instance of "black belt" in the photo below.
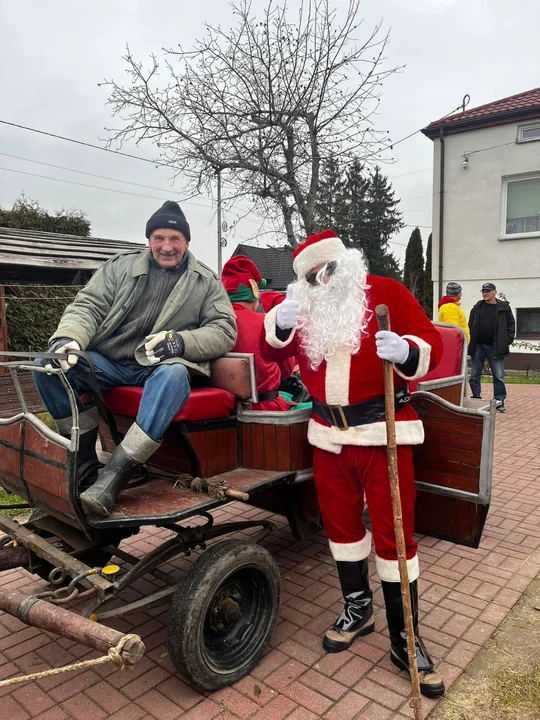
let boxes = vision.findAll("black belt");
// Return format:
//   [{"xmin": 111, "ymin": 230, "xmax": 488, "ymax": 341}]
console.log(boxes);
[
  {"xmin": 258, "ymin": 390, "xmax": 279, "ymax": 401},
  {"xmin": 312, "ymin": 387, "xmax": 410, "ymax": 431}
]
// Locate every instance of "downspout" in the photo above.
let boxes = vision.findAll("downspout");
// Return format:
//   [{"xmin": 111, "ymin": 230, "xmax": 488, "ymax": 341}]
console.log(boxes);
[{"xmin": 438, "ymin": 127, "xmax": 445, "ymax": 301}]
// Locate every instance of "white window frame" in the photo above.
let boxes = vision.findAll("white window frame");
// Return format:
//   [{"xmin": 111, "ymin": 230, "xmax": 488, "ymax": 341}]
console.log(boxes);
[
  {"xmin": 516, "ymin": 122, "xmax": 540, "ymax": 144},
  {"xmin": 500, "ymin": 172, "xmax": 540, "ymax": 240}
]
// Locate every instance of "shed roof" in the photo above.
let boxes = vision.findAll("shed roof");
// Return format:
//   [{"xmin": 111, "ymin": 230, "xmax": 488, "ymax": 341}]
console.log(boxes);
[
  {"xmin": 0, "ymin": 227, "xmax": 145, "ymax": 271},
  {"xmin": 231, "ymin": 244, "xmax": 295, "ymax": 290}
]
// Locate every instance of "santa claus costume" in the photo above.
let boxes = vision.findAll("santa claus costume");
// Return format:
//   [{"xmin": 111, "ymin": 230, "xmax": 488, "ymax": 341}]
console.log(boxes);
[
  {"xmin": 221, "ymin": 255, "xmax": 295, "ymax": 411},
  {"xmin": 262, "ymin": 230, "xmax": 445, "ymax": 698}
]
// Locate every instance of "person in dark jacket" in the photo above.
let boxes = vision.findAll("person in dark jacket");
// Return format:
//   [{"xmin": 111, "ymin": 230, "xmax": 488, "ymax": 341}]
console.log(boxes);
[{"xmin": 468, "ymin": 283, "xmax": 515, "ymax": 412}]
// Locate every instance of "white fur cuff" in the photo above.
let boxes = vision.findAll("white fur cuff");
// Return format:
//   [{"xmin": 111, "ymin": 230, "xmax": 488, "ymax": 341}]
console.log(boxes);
[
  {"xmin": 264, "ymin": 306, "xmax": 297, "ymax": 349},
  {"xmin": 329, "ymin": 531, "xmax": 372, "ymax": 561},
  {"xmin": 395, "ymin": 335, "xmax": 431, "ymax": 381},
  {"xmin": 376, "ymin": 554, "xmax": 419, "ymax": 582},
  {"xmin": 293, "ymin": 237, "xmax": 345, "ymax": 279}
]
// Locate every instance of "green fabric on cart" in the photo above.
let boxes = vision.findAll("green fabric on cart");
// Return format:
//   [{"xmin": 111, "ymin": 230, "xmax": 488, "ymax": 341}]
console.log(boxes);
[{"xmin": 280, "ymin": 391, "xmax": 312, "ymax": 412}]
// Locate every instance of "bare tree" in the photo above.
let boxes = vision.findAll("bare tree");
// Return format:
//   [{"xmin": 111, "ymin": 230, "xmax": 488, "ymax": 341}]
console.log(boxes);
[{"xmin": 103, "ymin": 0, "xmax": 400, "ymax": 247}]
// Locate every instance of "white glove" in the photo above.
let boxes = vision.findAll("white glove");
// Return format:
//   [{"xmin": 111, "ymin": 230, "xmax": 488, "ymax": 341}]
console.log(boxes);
[
  {"xmin": 375, "ymin": 331, "xmax": 410, "ymax": 365},
  {"xmin": 276, "ymin": 285, "xmax": 300, "ymax": 330},
  {"xmin": 48, "ymin": 340, "xmax": 81, "ymax": 372},
  {"xmin": 145, "ymin": 332, "xmax": 167, "ymax": 365}
]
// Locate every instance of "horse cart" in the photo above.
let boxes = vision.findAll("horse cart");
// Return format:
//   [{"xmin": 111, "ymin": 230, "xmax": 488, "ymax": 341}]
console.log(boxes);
[{"xmin": 0, "ymin": 322, "xmax": 495, "ymax": 691}]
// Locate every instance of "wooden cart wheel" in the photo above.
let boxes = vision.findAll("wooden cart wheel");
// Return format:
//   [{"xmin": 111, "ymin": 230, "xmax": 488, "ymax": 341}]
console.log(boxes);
[{"xmin": 167, "ymin": 539, "xmax": 281, "ymax": 691}]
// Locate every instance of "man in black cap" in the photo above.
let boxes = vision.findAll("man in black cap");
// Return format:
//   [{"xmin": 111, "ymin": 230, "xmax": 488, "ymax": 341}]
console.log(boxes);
[
  {"xmin": 34, "ymin": 201, "xmax": 237, "ymax": 516},
  {"xmin": 468, "ymin": 283, "xmax": 515, "ymax": 413}
]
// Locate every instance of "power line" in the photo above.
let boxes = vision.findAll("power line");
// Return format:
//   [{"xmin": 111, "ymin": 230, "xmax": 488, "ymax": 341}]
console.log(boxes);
[
  {"xmin": 0, "ymin": 165, "xmax": 215, "ymax": 210},
  {"xmin": 0, "ymin": 119, "xmax": 181, "ymax": 171},
  {"xmin": 364, "ymin": 99, "xmax": 469, "ymax": 163},
  {"xmin": 389, "ymin": 167, "xmax": 431, "ymax": 180},
  {"xmin": 0, "ymin": 151, "xmax": 193, "ymax": 196},
  {"xmin": 0, "ymin": 117, "xmax": 437, "ymax": 240},
  {"xmin": 0, "ymin": 165, "xmax": 185, "ymax": 203}
]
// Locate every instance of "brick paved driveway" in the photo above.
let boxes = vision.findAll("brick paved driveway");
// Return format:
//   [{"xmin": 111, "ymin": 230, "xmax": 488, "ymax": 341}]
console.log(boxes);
[{"xmin": 1, "ymin": 385, "xmax": 539, "ymax": 720}]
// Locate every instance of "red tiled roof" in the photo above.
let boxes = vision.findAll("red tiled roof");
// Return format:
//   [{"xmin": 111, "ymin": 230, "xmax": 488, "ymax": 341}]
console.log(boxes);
[{"xmin": 423, "ymin": 87, "xmax": 540, "ymax": 137}]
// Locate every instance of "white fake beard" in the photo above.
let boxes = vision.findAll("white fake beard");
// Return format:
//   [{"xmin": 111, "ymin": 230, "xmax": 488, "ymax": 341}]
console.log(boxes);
[{"xmin": 295, "ymin": 249, "xmax": 370, "ymax": 370}]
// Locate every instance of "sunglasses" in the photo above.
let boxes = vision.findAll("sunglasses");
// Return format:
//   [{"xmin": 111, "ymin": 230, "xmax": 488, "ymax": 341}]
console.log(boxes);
[{"xmin": 306, "ymin": 261, "xmax": 338, "ymax": 287}]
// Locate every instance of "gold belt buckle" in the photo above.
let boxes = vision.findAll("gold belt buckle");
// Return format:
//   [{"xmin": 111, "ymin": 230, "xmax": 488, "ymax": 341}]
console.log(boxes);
[{"xmin": 329, "ymin": 405, "xmax": 349, "ymax": 431}]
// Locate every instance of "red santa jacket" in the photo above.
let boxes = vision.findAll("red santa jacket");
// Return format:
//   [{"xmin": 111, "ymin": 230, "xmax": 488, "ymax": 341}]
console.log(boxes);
[
  {"xmin": 262, "ymin": 275, "xmax": 443, "ymax": 453},
  {"xmin": 258, "ymin": 292, "xmax": 296, "ymax": 381},
  {"xmin": 259, "ymin": 290, "xmax": 287, "ymax": 312},
  {"xmin": 231, "ymin": 303, "xmax": 293, "ymax": 411}
]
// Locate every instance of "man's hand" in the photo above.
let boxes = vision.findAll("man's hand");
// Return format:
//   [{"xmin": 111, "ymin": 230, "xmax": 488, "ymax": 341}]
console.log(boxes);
[
  {"xmin": 145, "ymin": 330, "xmax": 185, "ymax": 365},
  {"xmin": 375, "ymin": 331, "xmax": 410, "ymax": 365},
  {"xmin": 47, "ymin": 339, "xmax": 81, "ymax": 372},
  {"xmin": 276, "ymin": 285, "xmax": 300, "ymax": 330}
]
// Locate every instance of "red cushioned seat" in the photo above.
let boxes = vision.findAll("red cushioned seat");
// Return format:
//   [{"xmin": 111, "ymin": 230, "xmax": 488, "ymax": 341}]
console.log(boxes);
[
  {"xmin": 409, "ymin": 324, "xmax": 464, "ymax": 393},
  {"xmin": 102, "ymin": 386, "xmax": 236, "ymax": 423}
]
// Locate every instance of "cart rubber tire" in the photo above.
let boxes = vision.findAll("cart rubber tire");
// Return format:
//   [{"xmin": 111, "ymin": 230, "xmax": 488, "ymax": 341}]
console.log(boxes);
[{"xmin": 167, "ymin": 539, "xmax": 281, "ymax": 691}]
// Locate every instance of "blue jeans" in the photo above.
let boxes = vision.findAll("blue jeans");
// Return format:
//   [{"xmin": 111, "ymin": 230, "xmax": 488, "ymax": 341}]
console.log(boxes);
[
  {"xmin": 469, "ymin": 344, "xmax": 506, "ymax": 403},
  {"xmin": 33, "ymin": 352, "xmax": 191, "ymax": 441}
]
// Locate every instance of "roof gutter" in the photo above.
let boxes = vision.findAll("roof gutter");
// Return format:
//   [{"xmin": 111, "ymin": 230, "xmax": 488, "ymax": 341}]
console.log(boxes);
[{"xmin": 438, "ymin": 127, "xmax": 445, "ymax": 301}]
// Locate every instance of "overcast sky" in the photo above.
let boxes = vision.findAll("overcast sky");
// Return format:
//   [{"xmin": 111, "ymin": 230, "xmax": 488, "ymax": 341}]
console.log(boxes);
[{"xmin": 1, "ymin": 0, "xmax": 539, "ymax": 271}]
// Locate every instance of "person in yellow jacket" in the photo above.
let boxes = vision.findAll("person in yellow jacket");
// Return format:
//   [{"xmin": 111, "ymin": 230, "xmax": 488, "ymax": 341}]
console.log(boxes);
[{"xmin": 438, "ymin": 282, "xmax": 470, "ymax": 342}]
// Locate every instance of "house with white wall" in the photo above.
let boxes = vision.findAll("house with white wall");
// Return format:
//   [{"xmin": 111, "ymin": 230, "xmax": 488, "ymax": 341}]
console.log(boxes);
[{"xmin": 422, "ymin": 87, "xmax": 540, "ymax": 369}]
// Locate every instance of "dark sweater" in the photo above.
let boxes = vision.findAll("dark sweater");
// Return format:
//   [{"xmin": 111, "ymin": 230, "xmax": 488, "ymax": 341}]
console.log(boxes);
[
  {"xmin": 91, "ymin": 252, "xmax": 188, "ymax": 364},
  {"xmin": 476, "ymin": 302, "xmax": 497, "ymax": 345}
]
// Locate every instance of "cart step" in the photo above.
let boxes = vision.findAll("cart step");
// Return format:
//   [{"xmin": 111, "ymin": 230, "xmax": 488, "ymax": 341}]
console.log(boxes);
[{"xmin": 87, "ymin": 468, "xmax": 295, "ymax": 529}]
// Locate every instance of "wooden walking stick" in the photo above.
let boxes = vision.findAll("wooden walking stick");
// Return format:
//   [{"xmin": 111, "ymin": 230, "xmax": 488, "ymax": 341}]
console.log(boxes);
[{"xmin": 376, "ymin": 304, "xmax": 423, "ymax": 720}]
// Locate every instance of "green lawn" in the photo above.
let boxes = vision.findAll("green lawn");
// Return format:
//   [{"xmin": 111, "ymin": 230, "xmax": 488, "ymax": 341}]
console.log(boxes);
[
  {"xmin": 0, "ymin": 488, "xmax": 28, "ymax": 518},
  {"xmin": 479, "ymin": 377, "xmax": 540, "ymax": 385}
]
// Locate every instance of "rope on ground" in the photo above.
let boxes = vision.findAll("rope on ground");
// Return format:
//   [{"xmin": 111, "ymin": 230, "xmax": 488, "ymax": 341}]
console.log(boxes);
[{"xmin": 0, "ymin": 633, "xmax": 141, "ymax": 688}]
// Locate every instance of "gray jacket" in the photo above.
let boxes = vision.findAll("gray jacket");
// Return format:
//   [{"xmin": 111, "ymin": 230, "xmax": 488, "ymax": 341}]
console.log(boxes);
[{"xmin": 51, "ymin": 249, "xmax": 237, "ymax": 376}]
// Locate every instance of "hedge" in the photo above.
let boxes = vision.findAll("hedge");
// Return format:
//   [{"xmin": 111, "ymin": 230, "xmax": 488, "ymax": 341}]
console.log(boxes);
[{"xmin": 6, "ymin": 286, "xmax": 82, "ymax": 353}]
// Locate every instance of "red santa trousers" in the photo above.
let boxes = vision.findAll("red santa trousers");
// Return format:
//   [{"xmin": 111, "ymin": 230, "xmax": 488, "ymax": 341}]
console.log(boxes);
[{"xmin": 312, "ymin": 444, "xmax": 419, "ymax": 582}]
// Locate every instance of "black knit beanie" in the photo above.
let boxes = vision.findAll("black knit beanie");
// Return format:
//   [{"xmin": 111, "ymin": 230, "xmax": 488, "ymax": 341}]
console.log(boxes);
[{"xmin": 145, "ymin": 201, "xmax": 191, "ymax": 241}]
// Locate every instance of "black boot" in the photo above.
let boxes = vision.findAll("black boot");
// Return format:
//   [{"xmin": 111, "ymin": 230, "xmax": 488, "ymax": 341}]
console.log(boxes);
[
  {"xmin": 56, "ymin": 408, "xmax": 103, "ymax": 490},
  {"xmin": 76, "ymin": 425, "xmax": 103, "ymax": 491},
  {"xmin": 323, "ymin": 559, "xmax": 374, "ymax": 653},
  {"xmin": 80, "ymin": 423, "xmax": 160, "ymax": 517},
  {"xmin": 382, "ymin": 580, "xmax": 445, "ymax": 698}
]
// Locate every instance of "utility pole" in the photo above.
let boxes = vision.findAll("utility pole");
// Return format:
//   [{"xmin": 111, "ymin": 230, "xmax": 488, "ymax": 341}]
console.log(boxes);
[
  {"xmin": 0, "ymin": 287, "xmax": 7, "ymax": 374},
  {"xmin": 217, "ymin": 169, "xmax": 223, "ymax": 274}
]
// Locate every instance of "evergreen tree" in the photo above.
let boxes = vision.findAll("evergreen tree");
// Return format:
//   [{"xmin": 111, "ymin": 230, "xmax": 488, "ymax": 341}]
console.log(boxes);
[
  {"xmin": 314, "ymin": 156, "xmax": 347, "ymax": 237},
  {"xmin": 0, "ymin": 195, "xmax": 90, "ymax": 236},
  {"xmin": 362, "ymin": 166, "xmax": 403, "ymax": 279},
  {"xmin": 314, "ymin": 161, "xmax": 403, "ymax": 280},
  {"xmin": 342, "ymin": 158, "xmax": 370, "ymax": 250},
  {"xmin": 423, "ymin": 233, "xmax": 433, "ymax": 318},
  {"xmin": 403, "ymin": 227, "xmax": 424, "ymax": 303}
]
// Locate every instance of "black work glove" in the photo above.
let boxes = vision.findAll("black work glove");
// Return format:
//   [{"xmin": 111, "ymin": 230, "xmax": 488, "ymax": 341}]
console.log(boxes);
[{"xmin": 144, "ymin": 330, "xmax": 185, "ymax": 365}]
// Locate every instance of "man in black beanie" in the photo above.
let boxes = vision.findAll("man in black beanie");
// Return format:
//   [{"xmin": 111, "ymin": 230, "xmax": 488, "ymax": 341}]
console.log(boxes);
[{"xmin": 34, "ymin": 201, "xmax": 237, "ymax": 516}]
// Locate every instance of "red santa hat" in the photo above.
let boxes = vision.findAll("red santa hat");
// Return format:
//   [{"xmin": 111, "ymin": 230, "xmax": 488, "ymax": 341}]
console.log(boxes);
[
  {"xmin": 292, "ymin": 229, "xmax": 346, "ymax": 279},
  {"xmin": 221, "ymin": 255, "xmax": 267, "ymax": 301}
]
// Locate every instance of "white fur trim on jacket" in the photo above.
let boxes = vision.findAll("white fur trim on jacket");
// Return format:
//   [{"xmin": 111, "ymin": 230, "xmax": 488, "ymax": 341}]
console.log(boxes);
[
  {"xmin": 308, "ymin": 418, "xmax": 425, "ymax": 454},
  {"xmin": 325, "ymin": 349, "xmax": 351, "ymax": 405},
  {"xmin": 329, "ymin": 531, "xmax": 372, "ymax": 561},
  {"xmin": 264, "ymin": 305, "xmax": 297, "ymax": 349},
  {"xmin": 376, "ymin": 554, "xmax": 419, "ymax": 582},
  {"xmin": 293, "ymin": 237, "xmax": 345, "ymax": 279},
  {"xmin": 394, "ymin": 335, "xmax": 431, "ymax": 382}
]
